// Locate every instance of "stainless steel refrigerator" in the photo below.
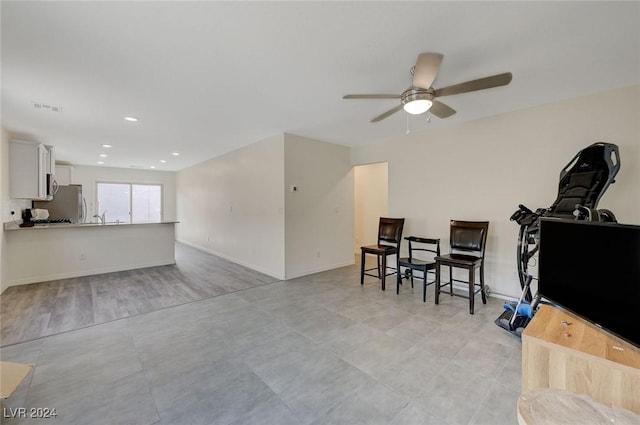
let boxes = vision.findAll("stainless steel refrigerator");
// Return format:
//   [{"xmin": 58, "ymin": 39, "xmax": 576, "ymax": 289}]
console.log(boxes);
[{"xmin": 33, "ymin": 184, "xmax": 86, "ymax": 223}]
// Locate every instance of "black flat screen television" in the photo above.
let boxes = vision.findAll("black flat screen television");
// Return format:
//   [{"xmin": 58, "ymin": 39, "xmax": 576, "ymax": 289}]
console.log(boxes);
[{"xmin": 538, "ymin": 218, "xmax": 640, "ymax": 348}]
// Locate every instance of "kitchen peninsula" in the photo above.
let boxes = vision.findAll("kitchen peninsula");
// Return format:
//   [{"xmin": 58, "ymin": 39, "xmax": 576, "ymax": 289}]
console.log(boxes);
[{"xmin": 4, "ymin": 221, "xmax": 177, "ymax": 286}]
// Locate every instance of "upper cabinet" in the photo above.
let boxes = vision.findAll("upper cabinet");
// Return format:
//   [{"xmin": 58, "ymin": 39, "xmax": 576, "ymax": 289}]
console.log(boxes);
[{"xmin": 10, "ymin": 140, "xmax": 56, "ymax": 200}]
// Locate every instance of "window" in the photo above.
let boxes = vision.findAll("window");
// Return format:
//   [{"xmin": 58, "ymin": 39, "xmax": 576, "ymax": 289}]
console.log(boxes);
[{"xmin": 96, "ymin": 182, "xmax": 162, "ymax": 223}]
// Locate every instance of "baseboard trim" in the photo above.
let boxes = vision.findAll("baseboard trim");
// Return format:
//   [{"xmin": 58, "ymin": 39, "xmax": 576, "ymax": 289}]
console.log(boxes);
[
  {"xmin": 177, "ymin": 240, "xmax": 285, "ymax": 280},
  {"xmin": 177, "ymin": 240, "xmax": 355, "ymax": 281},
  {"xmin": 285, "ymin": 261, "xmax": 355, "ymax": 280},
  {"xmin": 7, "ymin": 259, "xmax": 176, "ymax": 287}
]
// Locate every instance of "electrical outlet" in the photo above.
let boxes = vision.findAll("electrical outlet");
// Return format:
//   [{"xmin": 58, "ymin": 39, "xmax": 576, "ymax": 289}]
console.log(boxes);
[{"xmin": 80, "ymin": 253, "xmax": 87, "ymax": 261}]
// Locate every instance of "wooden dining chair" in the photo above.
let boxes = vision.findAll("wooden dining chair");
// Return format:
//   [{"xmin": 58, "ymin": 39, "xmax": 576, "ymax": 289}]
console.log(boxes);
[
  {"xmin": 360, "ymin": 217, "xmax": 405, "ymax": 291},
  {"xmin": 434, "ymin": 220, "xmax": 489, "ymax": 314}
]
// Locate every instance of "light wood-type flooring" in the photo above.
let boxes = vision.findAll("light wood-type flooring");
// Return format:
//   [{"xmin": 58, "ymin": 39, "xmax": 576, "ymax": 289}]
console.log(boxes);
[
  {"xmin": 0, "ymin": 243, "xmax": 522, "ymax": 424},
  {"xmin": 1, "ymin": 243, "xmax": 278, "ymax": 347}
]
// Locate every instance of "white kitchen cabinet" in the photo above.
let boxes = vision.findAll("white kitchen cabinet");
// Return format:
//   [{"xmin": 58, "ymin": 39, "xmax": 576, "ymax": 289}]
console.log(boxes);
[
  {"xmin": 54, "ymin": 165, "xmax": 73, "ymax": 186},
  {"xmin": 10, "ymin": 140, "xmax": 55, "ymax": 200}
]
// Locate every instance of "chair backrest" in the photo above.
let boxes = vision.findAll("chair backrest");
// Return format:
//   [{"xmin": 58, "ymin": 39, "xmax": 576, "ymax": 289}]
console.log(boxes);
[
  {"xmin": 406, "ymin": 236, "xmax": 440, "ymax": 261},
  {"xmin": 449, "ymin": 220, "xmax": 489, "ymax": 258},
  {"xmin": 378, "ymin": 217, "xmax": 405, "ymax": 247},
  {"xmin": 548, "ymin": 142, "xmax": 620, "ymax": 217}
]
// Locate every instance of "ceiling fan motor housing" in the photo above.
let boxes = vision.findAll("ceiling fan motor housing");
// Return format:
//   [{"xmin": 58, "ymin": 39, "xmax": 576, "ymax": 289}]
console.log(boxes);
[{"xmin": 401, "ymin": 88, "xmax": 435, "ymax": 106}]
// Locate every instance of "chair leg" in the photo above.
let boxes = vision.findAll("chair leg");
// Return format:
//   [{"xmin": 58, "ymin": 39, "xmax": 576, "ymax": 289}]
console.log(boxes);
[
  {"xmin": 448, "ymin": 266, "xmax": 453, "ymax": 296},
  {"xmin": 423, "ymin": 267, "xmax": 427, "ymax": 303},
  {"xmin": 469, "ymin": 266, "xmax": 475, "ymax": 315},
  {"xmin": 377, "ymin": 255, "xmax": 381, "ymax": 279},
  {"xmin": 396, "ymin": 265, "xmax": 402, "ymax": 295},
  {"xmin": 435, "ymin": 262, "xmax": 441, "ymax": 305},
  {"xmin": 480, "ymin": 263, "xmax": 487, "ymax": 304},
  {"xmin": 395, "ymin": 254, "xmax": 401, "ymax": 290},
  {"xmin": 360, "ymin": 250, "xmax": 366, "ymax": 286},
  {"xmin": 381, "ymin": 254, "xmax": 387, "ymax": 291}
]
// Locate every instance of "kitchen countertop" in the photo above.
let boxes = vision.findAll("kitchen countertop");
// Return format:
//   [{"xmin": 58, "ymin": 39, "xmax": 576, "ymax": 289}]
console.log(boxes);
[{"xmin": 4, "ymin": 221, "xmax": 178, "ymax": 230}]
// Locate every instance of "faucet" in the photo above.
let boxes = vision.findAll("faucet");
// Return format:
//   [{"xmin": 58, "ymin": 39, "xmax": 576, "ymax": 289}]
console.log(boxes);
[{"xmin": 93, "ymin": 211, "xmax": 106, "ymax": 224}]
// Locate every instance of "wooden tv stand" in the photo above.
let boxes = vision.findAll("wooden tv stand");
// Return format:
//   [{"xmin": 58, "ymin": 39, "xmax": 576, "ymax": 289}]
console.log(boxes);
[{"xmin": 522, "ymin": 304, "xmax": 640, "ymax": 414}]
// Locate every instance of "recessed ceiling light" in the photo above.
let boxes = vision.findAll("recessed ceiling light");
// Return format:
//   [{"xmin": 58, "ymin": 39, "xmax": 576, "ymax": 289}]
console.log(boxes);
[
  {"xmin": 124, "ymin": 116, "xmax": 139, "ymax": 122},
  {"xmin": 171, "ymin": 152, "xmax": 180, "ymax": 156},
  {"xmin": 101, "ymin": 144, "xmax": 112, "ymax": 148},
  {"xmin": 150, "ymin": 165, "xmax": 156, "ymax": 169},
  {"xmin": 97, "ymin": 161, "xmax": 104, "ymax": 165},
  {"xmin": 99, "ymin": 154, "xmax": 108, "ymax": 158},
  {"xmin": 160, "ymin": 160, "xmax": 167, "ymax": 163}
]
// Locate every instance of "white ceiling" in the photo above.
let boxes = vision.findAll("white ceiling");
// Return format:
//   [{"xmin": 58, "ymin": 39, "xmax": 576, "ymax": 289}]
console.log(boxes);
[{"xmin": 2, "ymin": 1, "xmax": 639, "ymax": 171}]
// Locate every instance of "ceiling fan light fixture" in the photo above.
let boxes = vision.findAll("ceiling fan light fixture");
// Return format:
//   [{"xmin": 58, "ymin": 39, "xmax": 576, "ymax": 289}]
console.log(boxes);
[
  {"xmin": 403, "ymin": 99, "xmax": 432, "ymax": 115},
  {"xmin": 401, "ymin": 89, "xmax": 434, "ymax": 115}
]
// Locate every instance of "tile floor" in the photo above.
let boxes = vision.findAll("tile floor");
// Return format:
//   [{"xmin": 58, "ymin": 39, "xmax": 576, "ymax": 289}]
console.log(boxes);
[{"xmin": 0, "ymin": 249, "xmax": 522, "ymax": 425}]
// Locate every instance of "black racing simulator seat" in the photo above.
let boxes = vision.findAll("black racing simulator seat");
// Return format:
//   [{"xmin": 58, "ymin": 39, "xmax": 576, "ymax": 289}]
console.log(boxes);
[{"xmin": 498, "ymin": 142, "xmax": 621, "ymax": 336}]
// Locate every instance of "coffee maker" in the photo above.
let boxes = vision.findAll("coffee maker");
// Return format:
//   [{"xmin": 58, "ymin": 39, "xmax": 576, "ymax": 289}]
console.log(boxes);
[{"xmin": 20, "ymin": 208, "xmax": 34, "ymax": 227}]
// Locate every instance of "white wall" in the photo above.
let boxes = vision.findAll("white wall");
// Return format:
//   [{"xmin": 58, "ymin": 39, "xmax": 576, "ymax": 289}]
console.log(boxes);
[
  {"xmin": 71, "ymin": 165, "xmax": 177, "ymax": 222},
  {"xmin": 176, "ymin": 133, "xmax": 355, "ymax": 280},
  {"xmin": 351, "ymin": 85, "xmax": 640, "ymax": 298},
  {"xmin": 176, "ymin": 135, "xmax": 286, "ymax": 279},
  {"xmin": 1, "ymin": 128, "xmax": 8, "ymax": 293},
  {"xmin": 354, "ymin": 162, "xmax": 388, "ymax": 252},
  {"xmin": 284, "ymin": 134, "xmax": 354, "ymax": 279},
  {"xmin": 1, "ymin": 128, "xmax": 31, "ymax": 293}
]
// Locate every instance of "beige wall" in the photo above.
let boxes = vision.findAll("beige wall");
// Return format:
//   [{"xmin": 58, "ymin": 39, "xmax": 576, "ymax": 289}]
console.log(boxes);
[
  {"xmin": 176, "ymin": 133, "xmax": 355, "ymax": 280},
  {"xmin": 354, "ymin": 162, "xmax": 388, "ymax": 252},
  {"xmin": 284, "ymin": 134, "xmax": 354, "ymax": 278},
  {"xmin": 351, "ymin": 85, "xmax": 640, "ymax": 298},
  {"xmin": 177, "ymin": 135, "xmax": 287, "ymax": 278}
]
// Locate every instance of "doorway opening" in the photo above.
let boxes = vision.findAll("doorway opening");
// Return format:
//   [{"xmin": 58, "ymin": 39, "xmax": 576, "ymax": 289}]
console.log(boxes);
[{"xmin": 354, "ymin": 162, "xmax": 389, "ymax": 254}]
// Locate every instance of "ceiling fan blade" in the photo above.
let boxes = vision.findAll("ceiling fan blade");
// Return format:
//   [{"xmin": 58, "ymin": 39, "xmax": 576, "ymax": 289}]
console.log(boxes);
[
  {"xmin": 343, "ymin": 94, "xmax": 400, "ymax": 99},
  {"xmin": 435, "ymin": 72, "xmax": 513, "ymax": 97},
  {"xmin": 371, "ymin": 104, "xmax": 403, "ymax": 122},
  {"xmin": 429, "ymin": 100, "xmax": 456, "ymax": 118},
  {"xmin": 412, "ymin": 52, "xmax": 444, "ymax": 89}
]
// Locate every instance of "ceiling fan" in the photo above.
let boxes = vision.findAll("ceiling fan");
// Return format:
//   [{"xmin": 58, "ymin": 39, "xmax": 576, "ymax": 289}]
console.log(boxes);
[{"xmin": 343, "ymin": 52, "xmax": 512, "ymax": 122}]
